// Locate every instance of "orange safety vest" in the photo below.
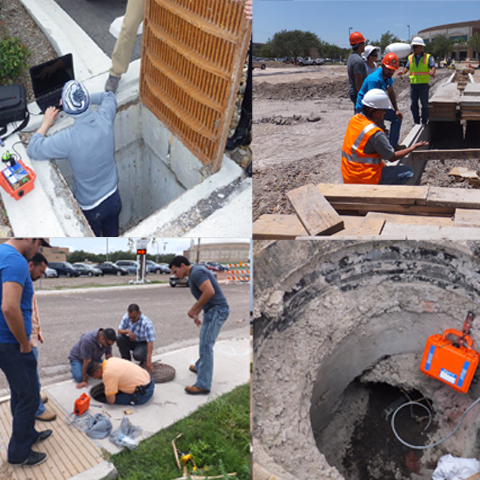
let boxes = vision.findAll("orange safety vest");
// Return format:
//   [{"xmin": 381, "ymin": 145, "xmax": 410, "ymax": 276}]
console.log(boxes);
[
  {"xmin": 408, "ymin": 53, "xmax": 431, "ymax": 84},
  {"xmin": 341, "ymin": 113, "xmax": 384, "ymax": 184}
]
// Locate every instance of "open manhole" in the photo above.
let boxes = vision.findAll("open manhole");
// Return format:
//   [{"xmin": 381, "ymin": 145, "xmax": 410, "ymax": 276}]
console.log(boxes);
[{"xmin": 316, "ymin": 379, "xmax": 436, "ymax": 480}]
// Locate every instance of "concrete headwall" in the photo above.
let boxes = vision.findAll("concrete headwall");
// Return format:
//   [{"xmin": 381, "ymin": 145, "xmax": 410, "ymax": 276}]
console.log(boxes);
[{"xmin": 253, "ymin": 240, "xmax": 480, "ymax": 480}]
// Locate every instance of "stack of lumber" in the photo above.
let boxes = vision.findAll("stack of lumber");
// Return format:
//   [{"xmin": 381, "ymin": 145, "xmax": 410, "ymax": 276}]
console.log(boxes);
[
  {"xmin": 252, "ymin": 183, "xmax": 480, "ymax": 240},
  {"xmin": 429, "ymin": 83, "xmax": 459, "ymax": 121},
  {"xmin": 460, "ymin": 83, "xmax": 480, "ymax": 121}
]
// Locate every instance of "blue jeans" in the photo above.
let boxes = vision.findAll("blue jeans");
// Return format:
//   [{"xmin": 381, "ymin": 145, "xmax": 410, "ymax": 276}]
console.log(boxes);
[
  {"xmin": 410, "ymin": 84, "xmax": 430, "ymax": 124},
  {"xmin": 115, "ymin": 380, "xmax": 154, "ymax": 405},
  {"xmin": 194, "ymin": 305, "xmax": 230, "ymax": 391},
  {"xmin": 32, "ymin": 347, "xmax": 45, "ymax": 417},
  {"xmin": 382, "ymin": 109, "xmax": 402, "ymax": 147},
  {"xmin": 70, "ymin": 360, "xmax": 83, "ymax": 383},
  {"xmin": 0, "ymin": 343, "xmax": 41, "ymax": 463},
  {"xmin": 82, "ymin": 189, "xmax": 122, "ymax": 237},
  {"xmin": 379, "ymin": 165, "xmax": 414, "ymax": 185}
]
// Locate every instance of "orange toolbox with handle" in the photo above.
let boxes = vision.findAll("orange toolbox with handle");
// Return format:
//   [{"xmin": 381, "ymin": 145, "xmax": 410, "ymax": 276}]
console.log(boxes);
[
  {"xmin": 420, "ymin": 328, "xmax": 480, "ymax": 394},
  {"xmin": 0, "ymin": 159, "xmax": 36, "ymax": 200},
  {"xmin": 74, "ymin": 393, "xmax": 90, "ymax": 416}
]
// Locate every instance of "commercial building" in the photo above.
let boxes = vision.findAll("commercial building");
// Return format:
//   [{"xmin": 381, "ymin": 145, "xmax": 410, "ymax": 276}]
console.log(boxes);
[{"xmin": 185, "ymin": 242, "xmax": 250, "ymax": 264}]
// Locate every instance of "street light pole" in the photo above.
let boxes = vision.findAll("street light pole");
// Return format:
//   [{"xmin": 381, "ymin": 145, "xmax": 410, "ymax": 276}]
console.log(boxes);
[
  {"xmin": 349, "ymin": 27, "xmax": 352, "ymax": 39},
  {"xmin": 408, "ymin": 25, "xmax": 410, "ymax": 42}
]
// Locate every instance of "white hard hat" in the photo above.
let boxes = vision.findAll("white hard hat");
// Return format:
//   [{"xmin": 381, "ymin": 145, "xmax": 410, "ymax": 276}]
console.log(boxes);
[
  {"xmin": 411, "ymin": 36, "xmax": 426, "ymax": 46},
  {"xmin": 362, "ymin": 88, "xmax": 392, "ymax": 110},
  {"xmin": 362, "ymin": 45, "xmax": 381, "ymax": 60}
]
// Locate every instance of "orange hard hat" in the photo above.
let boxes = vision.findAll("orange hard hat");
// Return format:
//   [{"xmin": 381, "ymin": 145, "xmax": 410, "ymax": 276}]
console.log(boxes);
[
  {"xmin": 382, "ymin": 52, "xmax": 399, "ymax": 71},
  {"xmin": 349, "ymin": 31, "xmax": 366, "ymax": 46}
]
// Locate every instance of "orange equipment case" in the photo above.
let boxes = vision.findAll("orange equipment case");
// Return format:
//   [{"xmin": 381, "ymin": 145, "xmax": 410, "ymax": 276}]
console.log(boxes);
[
  {"xmin": 420, "ymin": 328, "xmax": 480, "ymax": 394},
  {"xmin": 0, "ymin": 160, "xmax": 36, "ymax": 200},
  {"xmin": 74, "ymin": 393, "xmax": 90, "ymax": 416}
]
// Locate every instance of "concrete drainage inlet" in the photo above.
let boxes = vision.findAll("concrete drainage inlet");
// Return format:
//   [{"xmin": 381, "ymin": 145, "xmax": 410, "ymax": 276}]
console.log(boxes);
[{"xmin": 253, "ymin": 240, "xmax": 480, "ymax": 480}]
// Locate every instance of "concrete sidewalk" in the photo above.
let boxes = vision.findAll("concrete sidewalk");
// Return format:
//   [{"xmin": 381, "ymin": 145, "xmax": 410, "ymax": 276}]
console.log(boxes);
[{"xmin": 43, "ymin": 336, "xmax": 250, "ymax": 480}]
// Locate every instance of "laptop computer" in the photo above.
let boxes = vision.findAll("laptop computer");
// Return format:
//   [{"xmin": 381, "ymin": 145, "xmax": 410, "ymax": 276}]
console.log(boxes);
[{"xmin": 29, "ymin": 54, "xmax": 75, "ymax": 113}]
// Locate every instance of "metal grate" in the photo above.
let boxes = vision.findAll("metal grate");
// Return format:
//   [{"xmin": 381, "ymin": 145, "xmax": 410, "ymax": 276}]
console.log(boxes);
[{"xmin": 140, "ymin": 0, "xmax": 251, "ymax": 172}]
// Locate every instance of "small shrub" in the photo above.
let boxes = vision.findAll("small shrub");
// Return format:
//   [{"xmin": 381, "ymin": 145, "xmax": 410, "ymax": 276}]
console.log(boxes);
[{"xmin": 0, "ymin": 33, "xmax": 30, "ymax": 84}]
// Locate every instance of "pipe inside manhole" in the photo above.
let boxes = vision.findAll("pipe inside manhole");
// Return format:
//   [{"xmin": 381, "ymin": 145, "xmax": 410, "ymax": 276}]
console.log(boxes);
[{"xmin": 253, "ymin": 240, "xmax": 480, "ymax": 480}]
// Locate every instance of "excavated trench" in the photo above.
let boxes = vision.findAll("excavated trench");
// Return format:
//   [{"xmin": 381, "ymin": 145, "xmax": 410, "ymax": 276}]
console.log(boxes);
[{"xmin": 253, "ymin": 240, "xmax": 480, "ymax": 480}]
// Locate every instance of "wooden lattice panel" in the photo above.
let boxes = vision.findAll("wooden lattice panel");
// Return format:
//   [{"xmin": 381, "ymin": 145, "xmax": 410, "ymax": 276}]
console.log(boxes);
[{"xmin": 140, "ymin": 0, "xmax": 251, "ymax": 172}]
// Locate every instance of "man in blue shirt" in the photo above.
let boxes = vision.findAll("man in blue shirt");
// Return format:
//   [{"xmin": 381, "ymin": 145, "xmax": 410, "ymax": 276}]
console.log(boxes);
[
  {"xmin": 117, "ymin": 304, "xmax": 156, "ymax": 373},
  {"xmin": 169, "ymin": 256, "xmax": 230, "ymax": 395},
  {"xmin": 356, "ymin": 53, "xmax": 403, "ymax": 149},
  {"xmin": 0, "ymin": 238, "xmax": 52, "ymax": 467},
  {"xmin": 27, "ymin": 80, "xmax": 121, "ymax": 237}
]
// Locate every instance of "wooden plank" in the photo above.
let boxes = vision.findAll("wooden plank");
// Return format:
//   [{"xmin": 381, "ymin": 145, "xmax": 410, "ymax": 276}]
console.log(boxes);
[
  {"xmin": 427, "ymin": 187, "xmax": 480, "ymax": 209},
  {"xmin": 363, "ymin": 211, "xmax": 454, "ymax": 227},
  {"xmin": 448, "ymin": 167, "xmax": 478, "ymax": 179},
  {"xmin": 332, "ymin": 213, "xmax": 385, "ymax": 237},
  {"xmin": 411, "ymin": 148, "xmax": 480, "ymax": 161},
  {"xmin": 287, "ymin": 184, "xmax": 344, "ymax": 235},
  {"xmin": 463, "ymin": 472, "xmax": 480, "ymax": 480},
  {"xmin": 252, "ymin": 214, "xmax": 307, "ymax": 240},
  {"xmin": 381, "ymin": 223, "xmax": 480, "ymax": 239},
  {"xmin": 332, "ymin": 202, "xmax": 454, "ymax": 217},
  {"xmin": 316, "ymin": 183, "xmax": 429, "ymax": 206},
  {"xmin": 454, "ymin": 208, "xmax": 480, "ymax": 227}
]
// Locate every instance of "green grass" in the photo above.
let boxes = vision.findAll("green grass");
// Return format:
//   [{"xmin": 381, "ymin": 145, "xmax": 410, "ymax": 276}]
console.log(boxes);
[{"xmin": 112, "ymin": 383, "xmax": 250, "ymax": 480}]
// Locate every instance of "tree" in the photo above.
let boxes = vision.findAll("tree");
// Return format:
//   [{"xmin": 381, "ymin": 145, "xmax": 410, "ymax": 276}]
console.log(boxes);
[
  {"xmin": 371, "ymin": 31, "xmax": 401, "ymax": 53},
  {"xmin": 468, "ymin": 32, "xmax": 480, "ymax": 60},
  {"xmin": 268, "ymin": 29, "xmax": 322, "ymax": 62},
  {"xmin": 426, "ymin": 34, "xmax": 454, "ymax": 60}
]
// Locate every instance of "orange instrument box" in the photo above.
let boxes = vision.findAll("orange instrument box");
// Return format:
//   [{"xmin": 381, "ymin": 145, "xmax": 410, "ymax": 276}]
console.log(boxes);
[
  {"xmin": 420, "ymin": 328, "xmax": 480, "ymax": 394},
  {"xmin": 74, "ymin": 393, "xmax": 90, "ymax": 416},
  {"xmin": 0, "ymin": 160, "xmax": 36, "ymax": 200}
]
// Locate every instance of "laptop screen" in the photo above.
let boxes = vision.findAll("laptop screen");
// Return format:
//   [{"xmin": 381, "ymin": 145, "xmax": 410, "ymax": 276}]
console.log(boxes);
[{"xmin": 29, "ymin": 54, "xmax": 75, "ymax": 98}]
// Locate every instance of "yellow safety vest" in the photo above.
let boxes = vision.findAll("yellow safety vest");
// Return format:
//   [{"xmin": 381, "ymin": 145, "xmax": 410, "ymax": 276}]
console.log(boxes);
[
  {"xmin": 408, "ymin": 53, "xmax": 431, "ymax": 84},
  {"xmin": 341, "ymin": 114, "xmax": 384, "ymax": 184}
]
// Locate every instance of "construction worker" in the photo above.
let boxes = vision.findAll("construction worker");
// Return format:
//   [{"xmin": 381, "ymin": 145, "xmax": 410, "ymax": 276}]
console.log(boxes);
[
  {"xmin": 362, "ymin": 45, "xmax": 381, "ymax": 75},
  {"xmin": 398, "ymin": 36, "xmax": 436, "ymax": 125},
  {"xmin": 341, "ymin": 89, "xmax": 428, "ymax": 185},
  {"xmin": 347, "ymin": 31, "xmax": 368, "ymax": 112},
  {"xmin": 356, "ymin": 53, "xmax": 403, "ymax": 149}
]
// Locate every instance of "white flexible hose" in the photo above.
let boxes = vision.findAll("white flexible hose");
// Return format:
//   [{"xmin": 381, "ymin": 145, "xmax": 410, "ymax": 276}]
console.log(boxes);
[{"xmin": 391, "ymin": 397, "xmax": 480, "ymax": 449}]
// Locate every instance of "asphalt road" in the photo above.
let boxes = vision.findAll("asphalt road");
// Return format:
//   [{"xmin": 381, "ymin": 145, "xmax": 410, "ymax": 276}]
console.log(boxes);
[
  {"xmin": 53, "ymin": 0, "xmax": 142, "ymax": 60},
  {"xmin": 0, "ymin": 282, "xmax": 250, "ymax": 392}
]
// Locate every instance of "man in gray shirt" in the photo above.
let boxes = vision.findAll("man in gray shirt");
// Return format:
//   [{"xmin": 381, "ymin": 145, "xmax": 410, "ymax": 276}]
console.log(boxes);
[
  {"xmin": 68, "ymin": 328, "xmax": 117, "ymax": 388},
  {"xmin": 347, "ymin": 31, "xmax": 368, "ymax": 112},
  {"xmin": 169, "ymin": 256, "xmax": 230, "ymax": 395}
]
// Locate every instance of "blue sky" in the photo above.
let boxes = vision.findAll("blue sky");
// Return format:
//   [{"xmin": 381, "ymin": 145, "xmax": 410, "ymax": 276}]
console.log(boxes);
[
  {"xmin": 253, "ymin": 1, "xmax": 479, "ymax": 48},
  {"xmin": 49, "ymin": 238, "xmax": 250, "ymax": 255}
]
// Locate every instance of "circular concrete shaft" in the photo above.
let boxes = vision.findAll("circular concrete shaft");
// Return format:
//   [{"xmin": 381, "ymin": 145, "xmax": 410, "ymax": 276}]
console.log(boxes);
[{"xmin": 253, "ymin": 240, "xmax": 480, "ymax": 479}]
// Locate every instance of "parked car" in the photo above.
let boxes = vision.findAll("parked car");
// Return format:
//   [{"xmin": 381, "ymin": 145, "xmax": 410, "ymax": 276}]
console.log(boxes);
[
  {"xmin": 169, "ymin": 274, "xmax": 190, "ymax": 287},
  {"xmin": 206, "ymin": 261, "xmax": 229, "ymax": 272},
  {"xmin": 43, "ymin": 266, "xmax": 58, "ymax": 278},
  {"xmin": 115, "ymin": 260, "xmax": 140, "ymax": 275},
  {"xmin": 48, "ymin": 261, "xmax": 81, "ymax": 277},
  {"xmin": 315, "ymin": 58, "xmax": 325, "ymax": 65},
  {"xmin": 299, "ymin": 57, "xmax": 315, "ymax": 66},
  {"xmin": 72, "ymin": 263, "xmax": 103, "ymax": 277},
  {"xmin": 95, "ymin": 262, "xmax": 128, "ymax": 276},
  {"xmin": 146, "ymin": 260, "xmax": 170, "ymax": 274},
  {"xmin": 252, "ymin": 60, "xmax": 266, "ymax": 70}
]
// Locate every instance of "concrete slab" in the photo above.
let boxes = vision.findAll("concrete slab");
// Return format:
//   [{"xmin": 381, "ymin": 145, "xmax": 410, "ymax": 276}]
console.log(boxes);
[{"xmin": 44, "ymin": 337, "xmax": 250, "ymax": 479}]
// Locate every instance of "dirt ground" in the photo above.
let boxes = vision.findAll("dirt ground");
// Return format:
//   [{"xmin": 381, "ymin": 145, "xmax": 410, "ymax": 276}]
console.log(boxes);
[{"xmin": 252, "ymin": 63, "xmax": 480, "ymax": 221}]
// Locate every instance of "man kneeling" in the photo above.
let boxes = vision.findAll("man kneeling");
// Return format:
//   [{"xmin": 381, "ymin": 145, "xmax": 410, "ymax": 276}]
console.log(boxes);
[
  {"xmin": 86, "ymin": 358, "xmax": 154, "ymax": 405},
  {"xmin": 342, "ymin": 88, "xmax": 428, "ymax": 185}
]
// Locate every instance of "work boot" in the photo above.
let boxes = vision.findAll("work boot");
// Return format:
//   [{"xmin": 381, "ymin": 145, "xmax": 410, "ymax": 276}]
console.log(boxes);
[
  {"xmin": 185, "ymin": 385, "xmax": 210, "ymax": 395},
  {"xmin": 105, "ymin": 74, "xmax": 120, "ymax": 94},
  {"xmin": 189, "ymin": 364, "xmax": 197, "ymax": 374},
  {"xmin": 9, "ymin": 451, "xmax": 47, "ymax": 467},
  {"xmin": 34, "ymin": 430, "xmax": 53, "ymax": 444},
  {"xmin": 226, "ymin": 107, "xmax": 252, "ymax": 151},
  {"xmin": 36, "ymin": 410, "xmax": 56, "ymax": 422}
]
